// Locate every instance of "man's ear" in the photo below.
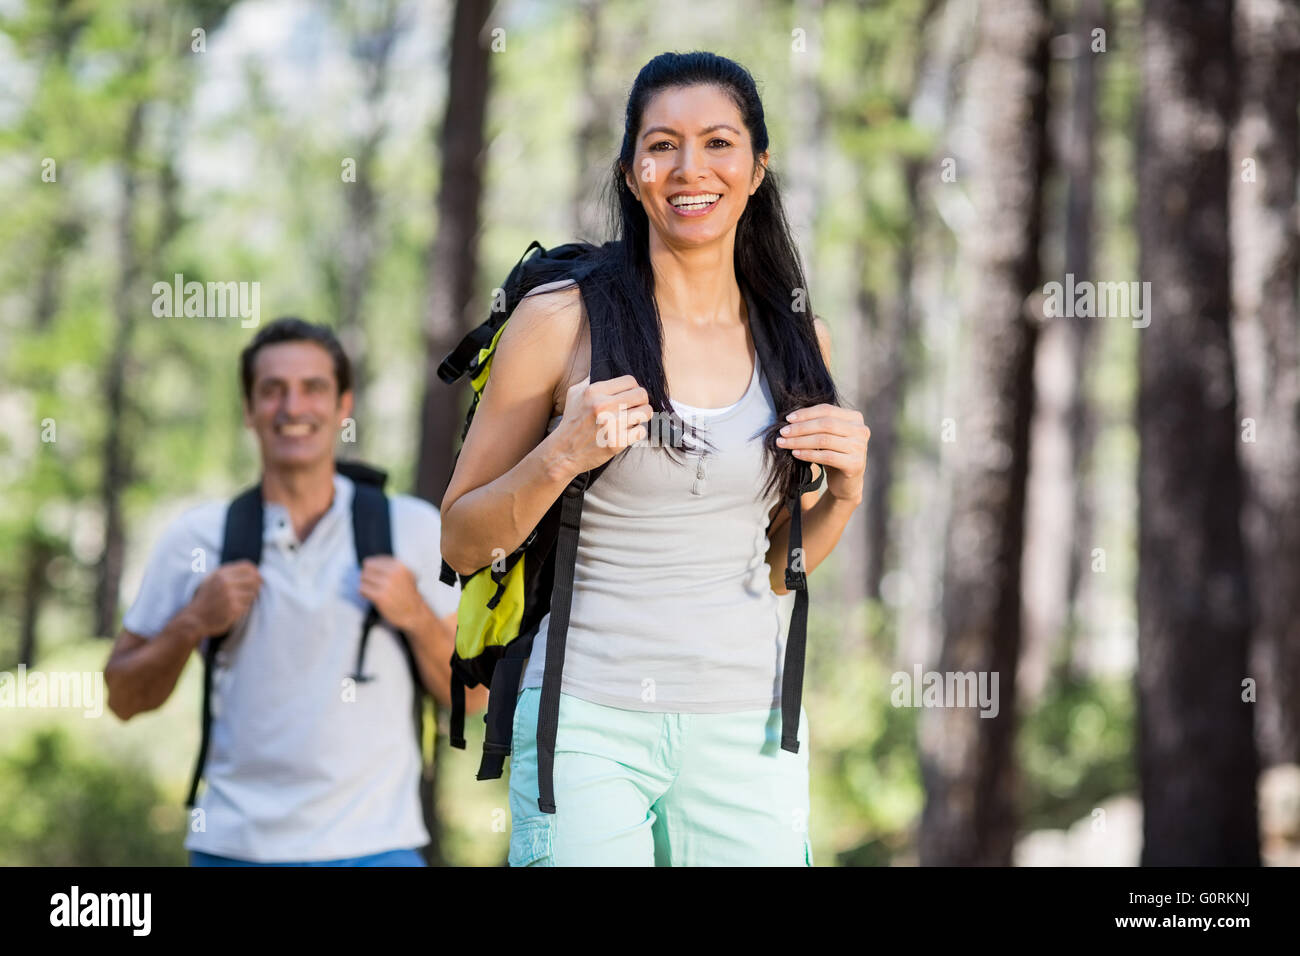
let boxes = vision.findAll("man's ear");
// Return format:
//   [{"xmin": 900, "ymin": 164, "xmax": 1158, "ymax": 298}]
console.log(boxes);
[
  {"xmin": 337, "ymin": 388, "xmax": 355, "ymax": 424},
  {"xmin": 241, "ymin": 397, "xmax": 254, "ymax": 430}
]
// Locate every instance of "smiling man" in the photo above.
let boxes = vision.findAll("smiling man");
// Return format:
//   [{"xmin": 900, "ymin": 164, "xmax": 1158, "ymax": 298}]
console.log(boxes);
[{"xmin": 104, "ymin": 317, "xmax": 485, "ymax": 866}]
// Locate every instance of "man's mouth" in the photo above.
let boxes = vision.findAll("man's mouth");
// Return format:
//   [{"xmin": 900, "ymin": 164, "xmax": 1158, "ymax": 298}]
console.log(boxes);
[{"xmin": 275, "ymin": 422, "xmax": 316, "ymax": 438}]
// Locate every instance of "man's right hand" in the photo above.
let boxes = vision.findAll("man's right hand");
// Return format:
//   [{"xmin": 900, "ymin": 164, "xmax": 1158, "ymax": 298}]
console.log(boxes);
[{"xmin": 189, "ymin": 561, "xmax": 262, "ymax": 636}]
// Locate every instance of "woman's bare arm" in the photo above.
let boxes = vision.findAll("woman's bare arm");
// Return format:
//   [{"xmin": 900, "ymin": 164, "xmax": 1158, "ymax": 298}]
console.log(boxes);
[
  {"xmin": 439, "ymin": 288, "xmax": 587, "ymax": 576},
  {"xmin": 765, "ymin": 317, "xmax": 863, "ymax": 592}
]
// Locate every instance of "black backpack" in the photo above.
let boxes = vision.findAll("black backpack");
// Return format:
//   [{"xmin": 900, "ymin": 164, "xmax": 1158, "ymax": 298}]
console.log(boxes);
[
  {"xmin": 185, "ymin": 459, "xmax": 427, "ymax": 807},
  {"xmin": 437, "ymin": 240, "xmax": 821, "ymax": 814}
]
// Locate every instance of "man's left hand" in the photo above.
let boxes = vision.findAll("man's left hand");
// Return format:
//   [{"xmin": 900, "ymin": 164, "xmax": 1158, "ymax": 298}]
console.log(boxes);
[{"xmin": 360, "ymin": 556, "xmax": 427, "ymax": 632}]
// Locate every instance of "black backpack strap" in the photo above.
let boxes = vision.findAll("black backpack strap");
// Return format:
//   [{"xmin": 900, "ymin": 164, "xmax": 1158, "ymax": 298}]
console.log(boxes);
[
  {"xmin": 187, "ymin": 484, "xmax": 263, "ymax": 808},
  {"xmin": 345, "ymin": 465, "xmax": 431, "ymax": 791},
  {"xmin": 533, "ymin": 273, "xmax": 616, "ymax": 814},
  {"xmin": 449, "ymin": 669, "xmax": 466, "ymax": 749},
  {"xmin": 535, "ymin": 473, "xmax": 590, "ymax": 813},
  {"xmin": 742, "ymin": 282, "xmax": 823, "ymax": 754},
  {"xmin": 438, "ymin": 241, "xmax": 544, "ymax": 384},
  {"xmin": 779, "ymin": 460, "xmax": 823, "ymax": 753},
  {"xmin": 475, "ymin": 626, "xmax": 537, "ymax": 780},
  {"xmin": 348, "ymin": 470, "xmax": 394, "ymax": 683},
  {"xmin": 439, "ymin": 558, "xmax": 458, "ymax": 587}
]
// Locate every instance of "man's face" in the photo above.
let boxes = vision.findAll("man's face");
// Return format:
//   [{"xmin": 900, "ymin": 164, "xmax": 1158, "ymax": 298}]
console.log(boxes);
[{"xmin": 243, "ymin": 341, "xmax": 353, "ymax": 472}]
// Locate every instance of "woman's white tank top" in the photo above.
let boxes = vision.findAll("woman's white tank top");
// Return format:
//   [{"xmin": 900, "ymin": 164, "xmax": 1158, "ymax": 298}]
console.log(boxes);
[{"xmin": 518, "ymin": 280, "xmax": 788, "ymax": 712}]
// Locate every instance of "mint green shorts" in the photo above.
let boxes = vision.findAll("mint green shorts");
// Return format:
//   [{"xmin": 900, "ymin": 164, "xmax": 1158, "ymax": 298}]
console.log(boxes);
[{"xmin": 507, "ymin": 687, "xmax": 813, "ymax": 866}]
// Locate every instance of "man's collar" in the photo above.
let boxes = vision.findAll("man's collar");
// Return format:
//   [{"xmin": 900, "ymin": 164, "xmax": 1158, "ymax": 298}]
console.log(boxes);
[{"xmin": 262, "ymin": 472, "xmax": 353, "ymax": 547}]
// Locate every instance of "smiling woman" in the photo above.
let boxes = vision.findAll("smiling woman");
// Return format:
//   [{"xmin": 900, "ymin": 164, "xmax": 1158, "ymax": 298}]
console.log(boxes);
[{"xmin": 439, "ymin": 50, "xmax": 870, "ymax": 867}]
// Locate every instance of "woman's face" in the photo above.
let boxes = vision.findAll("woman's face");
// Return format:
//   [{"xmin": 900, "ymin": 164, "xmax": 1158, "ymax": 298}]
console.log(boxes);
[{"xmin": 624, "ymin": 84, "xmax": 768, "ymax": 249}]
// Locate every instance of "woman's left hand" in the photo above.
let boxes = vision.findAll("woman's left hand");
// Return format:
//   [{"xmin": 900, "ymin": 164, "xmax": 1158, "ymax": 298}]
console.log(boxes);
[{"xmin": 775, "ymin": 404, "xmax": 870, "ymax": 504}]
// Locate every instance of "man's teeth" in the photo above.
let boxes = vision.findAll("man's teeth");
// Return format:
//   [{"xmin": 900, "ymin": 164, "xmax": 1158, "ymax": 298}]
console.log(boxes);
[
  {"xmin": 278, "ymin": 423, "xmax": 313, "ymax": 436},
  {"xmin": 669, "ymin": 193, "xmax": 721, "ymax": 208}
]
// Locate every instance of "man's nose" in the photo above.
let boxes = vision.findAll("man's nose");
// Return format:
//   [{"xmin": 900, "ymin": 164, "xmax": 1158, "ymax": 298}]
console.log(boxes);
[{"xmin": 281, "ymin": 385, "xmax": 308, "ymax": 417}]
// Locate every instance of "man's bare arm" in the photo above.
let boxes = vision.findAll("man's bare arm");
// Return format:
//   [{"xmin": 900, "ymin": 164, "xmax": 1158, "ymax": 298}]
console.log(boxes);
[
  {"xmin": 105, "ymin": 561, "xmax": 261, "ymax": 720},
  {"xmin": 104, "ymin": 612, "xmax": 208, "ymax": 721}
]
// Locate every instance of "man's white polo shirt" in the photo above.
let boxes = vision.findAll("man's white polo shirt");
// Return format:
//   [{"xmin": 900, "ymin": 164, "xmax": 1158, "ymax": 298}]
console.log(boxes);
[{"xmin": 122, "ymin": 472, "xmax": 460, "ymax": 862}]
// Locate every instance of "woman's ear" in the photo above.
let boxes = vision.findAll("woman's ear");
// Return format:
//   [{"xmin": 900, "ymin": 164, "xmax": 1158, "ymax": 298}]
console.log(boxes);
[{"xmin": 751, "ymin": 151, "xmax": 769, "ymax": 194}]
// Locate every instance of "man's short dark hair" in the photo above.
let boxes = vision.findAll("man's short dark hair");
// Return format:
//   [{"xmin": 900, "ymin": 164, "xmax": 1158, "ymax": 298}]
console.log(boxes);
[{"xmin": 240, "ymin": 317, "xmax": 352, "ymax": 403}]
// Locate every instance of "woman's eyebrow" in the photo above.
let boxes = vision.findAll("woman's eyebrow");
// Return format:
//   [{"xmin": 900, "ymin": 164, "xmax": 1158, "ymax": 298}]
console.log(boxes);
[{"xmin": 642, "ymin": 123, "xmax": 741, "ymax": 141}]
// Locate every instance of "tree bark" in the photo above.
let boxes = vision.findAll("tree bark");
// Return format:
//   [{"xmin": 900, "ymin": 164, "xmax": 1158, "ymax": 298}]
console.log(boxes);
[
  {"xmin": 414, "ymin": 0, "xmax": 491, "ymax": 509},
  {"xmin": 1231, "ymin": 0, "xmax": 1300, "ymax": 770},
  {"xmin": 93, "ymin": 97, "xmax": 144, "ymax": 639},
  {"xmin": 1021, "ymin": 0, "xmax": 1107, "ymax": 696},
  {"xmin": 1061, "ymin": 0, "xmax": 1104, "ymax": 664},
  {"xmin": 858, "ymin": 0, "xmax": 941, "ymax": 604},
  {"xmin": 18, "ymin": 534, "xmax": 55, "ymax": 668},
  {"xmin": 1137, "ymin": 0, "xmax": 1259, "ymax": 866},
  {"xmin": 571, "ymin": 0, "xmax": 606, "ymax": 242},
  {"xmin": 412, "ymin": 0, "xmax": 493, "ymax": 866},
  {"xmin": 333, "ymin": 0, "xmax": 402, "ymax": 425},
  {"xmin": 918, "ymin": 0, "xmax": 1050, "ymax": 866}
]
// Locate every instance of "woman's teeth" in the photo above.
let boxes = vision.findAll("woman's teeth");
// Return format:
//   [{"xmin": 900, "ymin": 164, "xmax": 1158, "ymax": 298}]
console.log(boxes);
[{"xmin": 669, "ymin": 193, "xmax": 720, "ymax": 210}]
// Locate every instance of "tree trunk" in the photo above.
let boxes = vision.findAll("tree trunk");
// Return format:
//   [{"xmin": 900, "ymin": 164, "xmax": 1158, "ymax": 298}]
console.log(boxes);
[
  {"xmin": 334, "ymin": 0, "xmax": 402, "ymax": 426},
  {"xmin": 93, "ymin": 98, "xmax": 145, "ymax": 639},
  {"xmin": 571, "ymin": 0, "xmax": 606, "ymax": 242},
  {"xmin": 1137, "ymin": 0, "xmax": 1259, "ymax": 866},
  {"xmin": 18, "ymin": 534, "xmax": 55, "ymax": 668},
  {"xmin": 412, "ymin": 0, "xmax": 493, "ymax": 866},
  {"xmin": 1021, "ymin": 0, "xmax": 1106, "ymax": 697},
  {"xmin": 1061, "ymin": 0, "xmax": 1104, "ymax": 665},
  {"xmin": 1232, "ymin": 0, "xmax": 1300, "ymax": 772},
  {"xmin": 918, "ymin": 0, "xmax": 1050, "ymax": 867},
  {"xmin": 414, "ymin": 0, "xmax": 491, "ymax": 509}
]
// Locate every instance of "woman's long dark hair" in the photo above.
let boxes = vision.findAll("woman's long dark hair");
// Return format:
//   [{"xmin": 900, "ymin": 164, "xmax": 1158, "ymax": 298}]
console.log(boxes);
[{"xmin": 522, "ymin": 50, "xmax": 841, "ymax": 506}]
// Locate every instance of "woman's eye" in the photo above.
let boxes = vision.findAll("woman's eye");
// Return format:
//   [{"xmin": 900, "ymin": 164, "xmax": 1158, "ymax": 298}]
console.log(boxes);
[{"xmin": 650, "ymin": 139, "xmax": 732, "ymax": 151}]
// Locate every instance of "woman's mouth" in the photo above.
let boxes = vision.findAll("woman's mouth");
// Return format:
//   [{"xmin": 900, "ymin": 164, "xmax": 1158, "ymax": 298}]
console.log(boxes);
[{"xmin": 668, "ymin": 192, "xmax": 721, "ymax": 216}]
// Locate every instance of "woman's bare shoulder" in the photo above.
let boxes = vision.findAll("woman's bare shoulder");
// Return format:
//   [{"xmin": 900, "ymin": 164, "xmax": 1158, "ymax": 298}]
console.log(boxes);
[{"xmin": 492, "ymin": 281, "xmax": 589, "ymax": 415}]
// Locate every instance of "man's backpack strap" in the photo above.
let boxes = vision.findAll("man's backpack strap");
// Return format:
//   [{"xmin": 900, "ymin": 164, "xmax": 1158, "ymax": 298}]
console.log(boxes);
[
  {"xmin": 347, "ymin": 470, "xmax": 393, "ymax": 683},
  {"xmin": 344, "ymin": 463, "xmax": 432, "ymax": 817},
  {"xmin": 344, "ymin": 463, "xmax": 429, "ymax": 776},
  {"xmin": 186, "ymin": 484, "xmax": 263, "ymax": 808}
]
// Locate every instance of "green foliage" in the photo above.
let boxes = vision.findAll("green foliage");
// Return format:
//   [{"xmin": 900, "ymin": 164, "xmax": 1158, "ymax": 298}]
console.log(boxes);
[
  {"xmin": 1017, "ymin": 673, "xmax": 1136, "ymax": 831},
  {"xmin": 0, "ymin": 726, "xmax": 186, "ymax": 866},
  {"xmin": 805, "ymin": 597, "xmax": 925, "ymax": 866}
]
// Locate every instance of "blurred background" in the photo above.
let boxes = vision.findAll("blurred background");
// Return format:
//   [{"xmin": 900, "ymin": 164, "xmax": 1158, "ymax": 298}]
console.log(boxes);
[{"xmin": 1, "ymin": 0, "xmax": 1297, "ymax": 866}]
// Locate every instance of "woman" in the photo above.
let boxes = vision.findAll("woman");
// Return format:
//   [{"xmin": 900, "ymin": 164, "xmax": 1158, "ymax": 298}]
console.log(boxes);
[{"xmin": 440, "ymin": 51, "xmax": 869, "ymax": 865}]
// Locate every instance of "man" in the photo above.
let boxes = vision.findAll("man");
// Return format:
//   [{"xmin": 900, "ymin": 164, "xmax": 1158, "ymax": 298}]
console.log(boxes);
[{"xmin": 104, "ymin": 317, "xmax": 486, "ymax": 866}]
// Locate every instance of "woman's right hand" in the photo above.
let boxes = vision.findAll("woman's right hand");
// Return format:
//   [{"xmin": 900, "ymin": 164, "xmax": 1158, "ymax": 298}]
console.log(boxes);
[{"xmin": 549, "ymin": 374, "xmax": 655, "ymax": 477}]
